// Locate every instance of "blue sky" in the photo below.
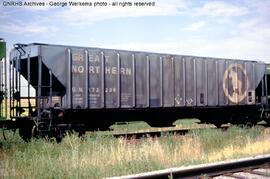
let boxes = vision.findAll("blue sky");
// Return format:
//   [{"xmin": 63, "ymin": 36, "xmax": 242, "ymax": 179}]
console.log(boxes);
[{"xmin": 0, "ymin": 0, "xmax": 270, "ymax": 61}]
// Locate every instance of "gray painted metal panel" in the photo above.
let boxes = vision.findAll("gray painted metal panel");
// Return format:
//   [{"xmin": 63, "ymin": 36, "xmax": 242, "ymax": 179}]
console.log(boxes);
[
  {"xmin": 66, "ymin": 49, "xmax": 72, "ymax": 108},
  {"xmin": 218, "ymin": 59, "xmax": 227, "ymax": 105},
  {"xmin": 227, "ymin": 61, "xmax": 239, "ymax": 105},
  {"xmin": 215, "ymin": 60, "xmax": 219, "ymax": 105},
  {"xmin": 104, "ymin": 50, "xmax": 118, "ymax": 108},
  {"xmin": 41, "ymin": 46, "xmax": 68, "ymax": 87},
  {"xmin": 88, "ymin": 49, "xmax": 103, "ymax": 108},
  {"xmin": 84, "ymin": 50, "xmax": 89, "ymax": 108},
  {"xmin": 149, "ymin": 54, "xmax": 161, "ymax": 107},
  {"xmin": 196, "ymin": 58, "xmax": 206, "ymax": 106},
  {"xmin": 71, "ymin": 49, "xmax": 86, "ymax": 109},
  {"xmin": 163, "ymin": 55, "xmax": 174, "ymax": 107},
  {"xmin": 185, "ymin": 56, "xmax": 195, "ymax": 106},
  {"xmin": 160, "ymin": 57, "xmax": 163, "ymax": 106},
  {"xmin": 255, "ymin": 63, "xmax": 266, "ymax": 88},
  {"xmin": 119, "ymin": 51, "xmax": 134, "ymax": 108},
  {"xmin": 238, "ymin": 62, "xmax": 246, "ymax": 105},
  {"xmin": 246, "ymin": 62, "xmax": 255, "ymax": 104},
  {"xmin": 207, "ymin": 59, "xmax": 218, "ymax": 106},
  {"xmin": 174, "ymin": 56, "xmax": 185, "ymax": 106},
  {"xmin": 226, "ymin": 60, "xmax": 233, "ymax": 105},
  {"xmin": 135, "ymin": 53, "xmax": 148, "ymax": 108}
]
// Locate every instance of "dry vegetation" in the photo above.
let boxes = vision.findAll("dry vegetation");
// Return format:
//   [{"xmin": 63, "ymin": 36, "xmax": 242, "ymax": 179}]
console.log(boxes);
[{"xmin": 0, "ymin": 123, "xmax": 270, "ymax": 178}]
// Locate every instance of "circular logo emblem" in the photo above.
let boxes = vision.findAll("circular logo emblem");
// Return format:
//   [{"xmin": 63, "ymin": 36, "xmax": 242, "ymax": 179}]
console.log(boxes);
[{"xmin": 223, "ymin": 64, "xmax": 248, "ymax": 103}]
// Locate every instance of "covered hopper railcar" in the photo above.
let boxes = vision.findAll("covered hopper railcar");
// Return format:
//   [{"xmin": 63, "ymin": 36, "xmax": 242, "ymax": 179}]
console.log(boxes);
[{"xmin": 3, "ymin": 43, "xmax": 270, "ymax": 141}]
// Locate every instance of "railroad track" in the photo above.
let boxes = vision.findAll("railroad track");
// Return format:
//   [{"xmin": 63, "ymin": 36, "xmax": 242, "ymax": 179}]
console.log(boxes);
[{"xmin": 109, "ymin": 154, "xmax": 270, "ymax": 179}]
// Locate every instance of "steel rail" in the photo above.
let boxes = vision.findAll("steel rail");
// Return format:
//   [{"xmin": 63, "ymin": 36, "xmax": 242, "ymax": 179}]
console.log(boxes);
[{"xmin": 108, "ymin": 154, "xmax": 270, "ymax": 179}]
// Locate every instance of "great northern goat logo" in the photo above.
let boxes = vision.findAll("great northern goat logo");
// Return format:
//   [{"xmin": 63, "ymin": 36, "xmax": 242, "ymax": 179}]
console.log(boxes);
[{"xmin": 223, "ymin": 64, "xmax": 248, "ymax": 103}]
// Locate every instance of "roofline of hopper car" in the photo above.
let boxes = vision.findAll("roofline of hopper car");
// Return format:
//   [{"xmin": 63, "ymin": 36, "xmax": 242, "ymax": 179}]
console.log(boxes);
[{"xmin": 10, "ymin": 42, "xmax": 264, "ymax": 64}]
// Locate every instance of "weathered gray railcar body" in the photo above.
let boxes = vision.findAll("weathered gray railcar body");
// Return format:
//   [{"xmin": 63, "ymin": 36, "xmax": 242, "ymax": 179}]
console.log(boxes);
[
  {"xmin": 10, "ymin": 43, "xmax": 266, "ymax": 110},
  {"xmin": 6, "ymin": 43, "xmax": 269, "ymax": 141}
]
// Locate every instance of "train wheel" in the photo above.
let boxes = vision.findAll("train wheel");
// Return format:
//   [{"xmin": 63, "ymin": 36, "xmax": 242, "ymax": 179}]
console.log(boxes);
[
  {"xmin": 36, "ymin": 122, "xmax": 50, "ymax": 138},
  {"xmin": 19, "ymin": 123, "xmax": 34, "ymax": 142},
  {"xmin": 31, "ymin": 124, "xmax": 39, "ymax": 139},
  {"xmin": 53, "ymin": 127, "xmax": 63, "ymax": 143},
  {"xmin": 2, "ymin": 124, "xmax": 8, "ymax": 140}
]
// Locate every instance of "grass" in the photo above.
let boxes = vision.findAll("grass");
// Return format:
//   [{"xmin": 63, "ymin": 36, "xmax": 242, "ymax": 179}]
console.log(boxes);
[{"xmin": 0, "ymin": 124, "xmax": 270, "ymax": 178}]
